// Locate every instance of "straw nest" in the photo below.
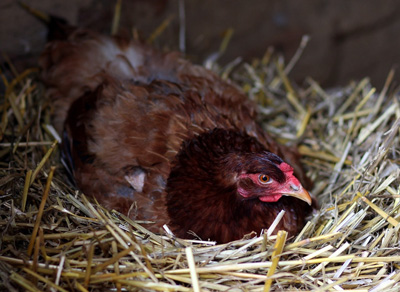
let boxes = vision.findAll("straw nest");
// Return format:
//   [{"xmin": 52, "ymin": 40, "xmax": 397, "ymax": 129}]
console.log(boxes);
[{"xmin": 1, "ymin": 16, "xmax": 400, "ymax": 292}]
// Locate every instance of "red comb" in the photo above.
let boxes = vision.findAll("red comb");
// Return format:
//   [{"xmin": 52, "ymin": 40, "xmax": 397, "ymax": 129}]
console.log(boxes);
[{"xmin": 279, "ymin": 162, "xmax": 293, "ymax": 172}]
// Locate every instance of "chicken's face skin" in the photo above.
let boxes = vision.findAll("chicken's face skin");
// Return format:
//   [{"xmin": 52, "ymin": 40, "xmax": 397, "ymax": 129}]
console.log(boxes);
[
  {"xmin": 237, "ymin": 162, "xmax": 311, "ymax": 204},
  {"xmin": 166, "ymin": 128, "xmax": 312, "ymax": 243}
]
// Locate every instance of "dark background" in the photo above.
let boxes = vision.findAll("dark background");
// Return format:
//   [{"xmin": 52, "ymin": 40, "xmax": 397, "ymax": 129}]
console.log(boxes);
[{"xmin": 2, "ymin": 0, "xmax": 400, "ymax": 88}]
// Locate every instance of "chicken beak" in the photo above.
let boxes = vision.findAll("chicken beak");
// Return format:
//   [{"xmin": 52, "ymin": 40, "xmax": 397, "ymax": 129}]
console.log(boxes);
[{"xmin": 283, "ymin": 186, "xmax": 312, "ymax": 206}]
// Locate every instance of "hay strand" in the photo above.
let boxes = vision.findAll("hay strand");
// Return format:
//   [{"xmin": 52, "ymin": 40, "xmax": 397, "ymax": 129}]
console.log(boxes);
[
  {"xmin": 27, "ymin": 166, "xmax": 56, "ymax": 256},
  {"xmin": 264, "ymin": 230, "xmax": 287, "ymax": 292}
]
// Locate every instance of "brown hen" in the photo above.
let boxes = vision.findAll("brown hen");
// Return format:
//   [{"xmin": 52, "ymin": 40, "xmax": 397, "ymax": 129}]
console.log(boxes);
[{"xmin": 40, "ymin": 24, "xmax": 313, "ymax": 243}]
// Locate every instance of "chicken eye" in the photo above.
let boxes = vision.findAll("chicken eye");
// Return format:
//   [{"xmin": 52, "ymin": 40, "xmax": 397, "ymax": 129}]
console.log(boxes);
[{"xmin": 258, "ymin": 174, "xmax": 271, "ymax": 184}]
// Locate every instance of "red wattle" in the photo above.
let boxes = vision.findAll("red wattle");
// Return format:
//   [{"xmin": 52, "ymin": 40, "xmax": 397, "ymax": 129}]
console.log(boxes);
[{"xmin": 259, "ymin": 194, "xmax": 282, "ymax": 202}]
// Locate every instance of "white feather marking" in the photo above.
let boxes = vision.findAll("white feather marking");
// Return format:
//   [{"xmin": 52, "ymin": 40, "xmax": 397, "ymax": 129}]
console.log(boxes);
[{"xmin": 125, "ymin": 169, "xmax": 146, "ymax": 192}]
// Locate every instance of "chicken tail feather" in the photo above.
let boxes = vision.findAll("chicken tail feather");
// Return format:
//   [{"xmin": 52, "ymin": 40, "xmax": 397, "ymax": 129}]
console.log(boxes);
[{"xmin": 19, "ymin": 1, "xmax": 73, "ymax": 41}]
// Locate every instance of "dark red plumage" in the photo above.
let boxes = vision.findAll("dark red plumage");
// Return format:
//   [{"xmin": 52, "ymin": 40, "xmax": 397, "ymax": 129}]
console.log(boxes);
[{"xmin": 40, "ymin": 24, "xmax": 313, "ymax": 243}]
